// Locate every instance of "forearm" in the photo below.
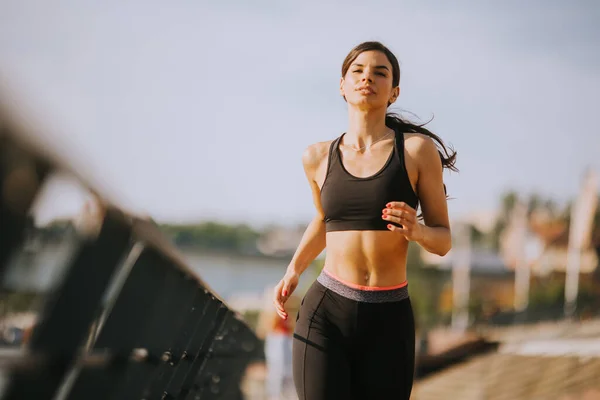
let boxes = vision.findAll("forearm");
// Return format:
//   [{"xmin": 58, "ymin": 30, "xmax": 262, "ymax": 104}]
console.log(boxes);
[
  {"xmin": 416, "ymin": 224, "xmax": 452, "ymax": 256},
  {"xmin": 287, "ymin": 215, "xmax": 326, "ymax": 275}
]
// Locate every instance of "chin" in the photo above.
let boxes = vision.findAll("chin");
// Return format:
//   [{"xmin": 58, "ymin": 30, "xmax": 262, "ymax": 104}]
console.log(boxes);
[{"xmin": 349, "ymin": 97, "xmax": 386, "ymax": 110}]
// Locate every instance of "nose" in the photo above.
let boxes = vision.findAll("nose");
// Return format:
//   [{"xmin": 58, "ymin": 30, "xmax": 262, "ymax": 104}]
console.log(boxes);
[{"xmin": 361, "ymin": 68, "xmax": 373, "ymax": 83}]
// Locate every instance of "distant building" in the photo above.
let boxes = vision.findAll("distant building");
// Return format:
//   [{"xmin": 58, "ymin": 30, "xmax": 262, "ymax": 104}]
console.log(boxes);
[
  {"xmin": 422, "ymin": 246, "xmax": 515, "ymax": 313},
  {"xmin": 528, "ymin": 209, "xmax": 599, "ymax": 275}
]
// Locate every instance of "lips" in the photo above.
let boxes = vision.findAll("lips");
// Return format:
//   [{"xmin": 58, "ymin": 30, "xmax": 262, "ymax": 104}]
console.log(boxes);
[{"xmin": 357, "ymin": 86, "xmax": 375, "ymax": 94}]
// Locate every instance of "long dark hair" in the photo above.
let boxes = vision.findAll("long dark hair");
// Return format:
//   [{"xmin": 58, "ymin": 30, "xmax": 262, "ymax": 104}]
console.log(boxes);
[{"xmin": 341, "ymin": 41, "xmax": 458, "ymax": 175}]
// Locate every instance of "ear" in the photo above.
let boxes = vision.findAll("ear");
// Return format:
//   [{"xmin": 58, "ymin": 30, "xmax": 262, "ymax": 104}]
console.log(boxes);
[
  {"xmin": 339, "ymin": 77, "xmax": 346, "ymax": 97},
  {"xmin": 389, "ymin": 86, "xmax": 400, "ymax": 104}
]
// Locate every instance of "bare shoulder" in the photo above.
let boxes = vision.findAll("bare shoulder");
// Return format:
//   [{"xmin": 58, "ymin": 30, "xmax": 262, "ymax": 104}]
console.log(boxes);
[
  {"xmin": 403, "ymin": 133, "xmax": 440, "ymax": 166},
  {"xmin": 302, "ymin": 140, "xmax": 332, "ymax": 170}
]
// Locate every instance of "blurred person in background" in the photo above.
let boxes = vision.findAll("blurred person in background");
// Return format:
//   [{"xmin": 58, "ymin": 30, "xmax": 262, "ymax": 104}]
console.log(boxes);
[
  {"xmin": 257, "ymin": 287, "xmax": 296, "ymax": 399},
  {"xmin": 273, "ymin": 41, "xmax": 457, "ymax": 400}
]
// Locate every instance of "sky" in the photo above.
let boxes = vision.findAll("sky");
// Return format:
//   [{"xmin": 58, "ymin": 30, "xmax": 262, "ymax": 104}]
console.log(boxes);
[{"xmin": 0, "ymin": 0, "xmax": 599, "ymax": 227}]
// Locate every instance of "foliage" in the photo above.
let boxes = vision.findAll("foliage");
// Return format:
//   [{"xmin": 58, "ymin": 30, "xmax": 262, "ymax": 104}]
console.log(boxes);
[
  {"xmin": 528, "ymin": 275, "xmax": 565, "ymax": 309},
  {"xmin": 0, "ymin": 291, "xmax": 40, "ymax": 314},
  {"xmin": 159, "ymin": 222, "xmax": 261, "ymax": 253},
  {"xmin": 405, "ymin": 243, "xmax": 450, "ymax": 330}
]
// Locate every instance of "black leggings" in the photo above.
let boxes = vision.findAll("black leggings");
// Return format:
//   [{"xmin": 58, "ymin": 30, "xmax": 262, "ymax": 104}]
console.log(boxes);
[{"xmin": 292, "ymin": 271, "xmax": 415, "ymax": 400}]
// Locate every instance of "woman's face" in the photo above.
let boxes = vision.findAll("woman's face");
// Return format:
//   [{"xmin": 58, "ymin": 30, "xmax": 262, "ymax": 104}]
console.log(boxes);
[{"xmin": 340, "ymin": 50, "xmax": 399, "ymax": 110}]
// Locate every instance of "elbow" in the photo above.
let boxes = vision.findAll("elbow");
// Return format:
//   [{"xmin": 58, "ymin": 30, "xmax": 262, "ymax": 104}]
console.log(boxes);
[
  {"xmin": 436, "ymin": 238, "xmax": 452, "ymax": 257},
  {"xmin": 437, "ymin": 246, "xmax": 451, "ymax": 257}
]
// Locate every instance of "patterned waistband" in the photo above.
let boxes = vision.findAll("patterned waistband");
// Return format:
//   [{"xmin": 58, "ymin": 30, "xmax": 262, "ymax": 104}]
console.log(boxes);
[{"xmin": 316, "ymin": 270, "xmax": 409, "ymax": 303}]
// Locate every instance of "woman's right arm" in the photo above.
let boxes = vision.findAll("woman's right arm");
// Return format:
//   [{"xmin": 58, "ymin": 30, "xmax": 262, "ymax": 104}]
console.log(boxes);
[
  {"xmin": 273, "ymin": 143, "xmax": 328, "ymax": 319},
  {"xmin": 288, "ymin": 214, "xmax": 326, "ymax": 275}
]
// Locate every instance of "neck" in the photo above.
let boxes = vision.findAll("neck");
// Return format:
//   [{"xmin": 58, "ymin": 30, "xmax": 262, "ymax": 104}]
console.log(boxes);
[{"xmin": 345, "ymin": 106, "xmax": 390, "ymax": 148}]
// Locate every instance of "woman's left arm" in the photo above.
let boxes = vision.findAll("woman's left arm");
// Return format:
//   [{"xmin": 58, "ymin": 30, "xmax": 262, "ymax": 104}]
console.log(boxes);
[
  {"xmin": 383, "ymin": 136, "xmax": 452, "ymax": 256},
  {"xmin": 412, "ymin": 137, "xmax": 452, "ymax": 256}
]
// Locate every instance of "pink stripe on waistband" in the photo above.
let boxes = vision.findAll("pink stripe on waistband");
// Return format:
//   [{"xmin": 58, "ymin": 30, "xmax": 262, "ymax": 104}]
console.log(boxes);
[{"xmin": 323, "ymin": 269, "xmax": 408, "ymax": 291}]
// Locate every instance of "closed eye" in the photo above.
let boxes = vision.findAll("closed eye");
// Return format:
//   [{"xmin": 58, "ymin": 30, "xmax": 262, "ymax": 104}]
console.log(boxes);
[{"xmin": 353, "ymin": 70, "xmax": 386, "ymax": 77}]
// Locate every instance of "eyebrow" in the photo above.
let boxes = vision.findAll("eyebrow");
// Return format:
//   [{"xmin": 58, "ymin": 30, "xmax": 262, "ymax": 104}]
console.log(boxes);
[{"xmin": 351, "ymin": 63, "xmax": 390, "ymax": 71}]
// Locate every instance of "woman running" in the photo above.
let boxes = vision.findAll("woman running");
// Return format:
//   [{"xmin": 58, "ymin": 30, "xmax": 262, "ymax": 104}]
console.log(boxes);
[{"xmin": 273, "ymin": 41, "xmax": 457, "ymax": 400}]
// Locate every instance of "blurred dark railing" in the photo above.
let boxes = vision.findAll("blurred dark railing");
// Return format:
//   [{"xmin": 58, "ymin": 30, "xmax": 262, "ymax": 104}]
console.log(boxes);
[{"xmin": 0, "ymin": 105, "xmax": 262, "ymax": 399}]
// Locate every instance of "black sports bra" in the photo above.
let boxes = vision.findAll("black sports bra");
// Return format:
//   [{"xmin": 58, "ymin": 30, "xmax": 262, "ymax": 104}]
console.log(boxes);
[{"xmin": 320, "ymin": 129, "xmax": 419, "ymax": 232}]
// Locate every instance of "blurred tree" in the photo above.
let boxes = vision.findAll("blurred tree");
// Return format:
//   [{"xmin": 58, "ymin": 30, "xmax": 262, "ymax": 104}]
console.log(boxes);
[
  {"xmin": 0, "ymin": 291, "xmax": 39, "ymax": 314},
  {"xmin": 488, "ymin": 191, "xmax": 518, "ymax": 250},
  {"xmin": 527, "ymin": 193, "xmax": 542, "ymax": 214},
  {"xmin": 160, "ymin": 222, "xmax": 261, "ymax": 254},
  {"xmin": 406, "ymin": 242, "xmax": 449, "ymax": 330},
  {"xmin": 469, "ymin": 224, "xmax": 485, "ymax": 246}
]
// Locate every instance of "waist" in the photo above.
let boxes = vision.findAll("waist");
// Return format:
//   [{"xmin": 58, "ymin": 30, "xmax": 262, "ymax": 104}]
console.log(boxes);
[{"xmin": 317, "ymin": 269, "xmax": 409, "ymax": 303}]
